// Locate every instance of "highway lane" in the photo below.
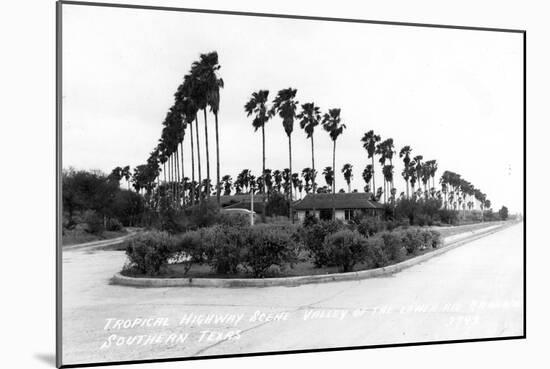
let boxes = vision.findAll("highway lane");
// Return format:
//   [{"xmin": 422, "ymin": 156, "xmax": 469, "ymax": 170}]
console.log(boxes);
[{"xmin": 61, "ymin": 222, "xmax": 523, "ymax": 365}]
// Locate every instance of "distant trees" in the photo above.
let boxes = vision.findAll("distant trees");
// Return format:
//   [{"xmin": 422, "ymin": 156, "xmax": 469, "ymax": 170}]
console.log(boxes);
[
  {"xmin": 498, "ymin": 206, "xmax": 509, "ymax": 220},
  {"xmin": 63, "ymin": 168, "xmax": 144, "ymax": 228}
]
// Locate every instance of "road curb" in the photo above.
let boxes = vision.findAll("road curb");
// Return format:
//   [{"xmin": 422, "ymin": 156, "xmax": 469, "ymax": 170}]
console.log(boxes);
[{"xmin": 112, "ymin": 222, "xmax": 516, "ymax": 288}]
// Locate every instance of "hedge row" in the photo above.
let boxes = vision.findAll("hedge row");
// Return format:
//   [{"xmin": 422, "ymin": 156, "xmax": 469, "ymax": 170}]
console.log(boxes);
[{"xmin": 124, "ymin": 223, "xmax": 442, "ymax": 277}]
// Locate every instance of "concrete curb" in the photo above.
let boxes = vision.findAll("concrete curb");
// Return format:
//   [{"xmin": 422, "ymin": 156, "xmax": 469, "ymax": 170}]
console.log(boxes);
[{"xmin": 112, "ymin": 222, "xmax": 516, "ymax": 288}]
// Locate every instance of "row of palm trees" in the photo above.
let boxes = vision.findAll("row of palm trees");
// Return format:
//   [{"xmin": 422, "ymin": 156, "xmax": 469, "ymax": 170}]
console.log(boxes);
[
  {"xmin": 121, "ymin": 51, "xmax": 223, "ymax": 209},
  {"xmin": 245, "ymin": 88, "xmax": 346, "ymax": 218},
  {"xmin": 115, "ymin": 49, "xmax": 492, "ymax": 220}
]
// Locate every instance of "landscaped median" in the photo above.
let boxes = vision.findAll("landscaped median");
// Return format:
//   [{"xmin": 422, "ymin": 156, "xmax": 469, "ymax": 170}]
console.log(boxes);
[{"xmin": 112, "ymin": 220, "xmax": 516, "ymax": 288}]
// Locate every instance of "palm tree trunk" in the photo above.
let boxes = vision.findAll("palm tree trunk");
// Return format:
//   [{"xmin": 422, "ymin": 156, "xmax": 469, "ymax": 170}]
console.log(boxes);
[
  {"xmin": 261, "ymin": 125, "xmax": 266, "ymax": 221},
  {"xmin": 332, "ymin": 140, "xmax": 336, "ymax": 220},
  {"xmin": 371, "ymin": 156, "xmax": 376, "ymax": 195},
  {"xmin": 311, "ymin": 135, "xmax": 317, "ymax": 217},
  {"xmin": 288, "ymin": 134, "xmax": 293, "ymax": 222},
  {"xmin": 195, "ymin": 118, "xmax": 202, "ymax": 201},
  {"xmin": 311, "ymin": 135, "xmax": 316, "ymax": 193},
  {"xmin": 203, "ymin": 109, "xmax": 211, "ymax": 197},
  {"xmin": 190, "ymin": 122, "xmax": 196, "ymax": 206},
  {"xmin": 215, "ymin": 112, "xmax": 221, "ymax": 206},
  {"xmin": 175, "ymin": 147, "xmax": 181, "ymax": 208},
  {"xmin": 180, "ymin": 141, "xmax": 185, "ymax": 207}
]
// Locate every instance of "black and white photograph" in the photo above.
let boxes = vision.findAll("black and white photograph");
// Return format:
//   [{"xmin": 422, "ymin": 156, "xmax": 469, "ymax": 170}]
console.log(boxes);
[{"xmin": 54, "ymin": 1, "xmax": 526, "ymax": 367}]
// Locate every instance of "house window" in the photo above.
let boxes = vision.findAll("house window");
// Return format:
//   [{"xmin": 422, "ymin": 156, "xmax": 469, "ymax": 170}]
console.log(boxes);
[{"xmin": 344, "ymin": 209, "xmax": 354, "ymax": 221}]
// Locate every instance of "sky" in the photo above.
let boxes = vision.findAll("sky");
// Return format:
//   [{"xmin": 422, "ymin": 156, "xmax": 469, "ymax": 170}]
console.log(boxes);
[{"xmin": 62, "ymin": 4, "xmax": 524, "ymax": 213}]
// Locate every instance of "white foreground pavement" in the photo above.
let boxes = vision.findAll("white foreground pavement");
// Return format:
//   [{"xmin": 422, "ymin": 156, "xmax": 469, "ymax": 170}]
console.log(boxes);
[{"xmin": 61, "ymin": 223, "xmax": 524, "ymax": 365}]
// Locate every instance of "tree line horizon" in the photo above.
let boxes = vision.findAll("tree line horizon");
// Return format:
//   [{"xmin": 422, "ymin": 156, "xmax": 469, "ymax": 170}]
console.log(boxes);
[{"xmin": 70, "ymin": 50, "xmax": 494, "ymax": 217}]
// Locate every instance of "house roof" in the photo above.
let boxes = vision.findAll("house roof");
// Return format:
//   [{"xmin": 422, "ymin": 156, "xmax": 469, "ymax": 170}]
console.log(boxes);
[
  {"xmin": 211, "ymin": 194, "xmax": 267, "ymax": 206},
  {"xmin": 294, "ymin": 192, "xmax": 384, "ymax": 210},
  {"xmin": 224, "ymin": 201, "xmax": 265, "ymax": 213}
]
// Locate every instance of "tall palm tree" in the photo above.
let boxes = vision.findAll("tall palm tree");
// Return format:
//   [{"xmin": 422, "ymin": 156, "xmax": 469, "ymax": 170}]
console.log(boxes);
[
  {"xmin": 198, "ymin": 51, "xmax": 224, "ymax": 205},
  {"xmin": 342, "ymin": 163, "xmax": 353, "ymax": 193},
  {"xmin": 245, "ymin": 90, "xmax": 271, "ymax": 191},
  {"xmin": 413, "ymin": 155, "xmax": 423, "ymax": 198},
  {"xmin": 245, "ymin": 90, "xmax": 271, "ymax": 219},
  {"xmin": 399, "ymin": 145, "xmax": 412, "ymax": 198},
  {"xmin": 322, "ymin": 109, "xmax": 346, "ymax": 219},
  {"xmin": 189, "ymin": 56, "xmax": 213, "ymax": 199},
  {"xmin": 297, "ymin": 102, "xmax": 321, "ymax": 193},
  {"xmin": 361, "ymin": 130, "xmax": 381, "ymax": 197},
  {"xmin": 272, "ymin": 88, "xmax": 299, "ymax": 221},
  {"xmin": 375, "ymin": 140, "xmax": 388, "ymax": 202}
]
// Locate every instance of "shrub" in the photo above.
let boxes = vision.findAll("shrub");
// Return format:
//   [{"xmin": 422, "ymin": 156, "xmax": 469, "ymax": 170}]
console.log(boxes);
[
  {"xmin": 300, "ymin": 220, "xmax": 345, "ymax": 267},
  {"xmin": 438, "ymin": 209, "xmax": 458, "ymax": 225},
  {"xmin": 125, "ymin": 231, "xmax": 174, "ymax": 275},
  {"xmin": 217, "ymin": 212, "xmax": 250, "ymax": 227},
  {"xmin": 429, "ymin": 230, "xmax": 442, "ymax": 248},
  {"xmin": 203, "ymin": 225, "xmax": 248, "ymax": 274},
  {"xmin": 355, "ymin": 217, "xmax": 385, "ymax": 237},
  {"xmin": 399, "ymin": 229, "xmax": 424, "ymax": 255},
  {"xmin": 171, "ymin": 230, "xmax": 206, "ymax": 274},
  {"xmin": 302, "ymin": 213, "xmax": 319, "ymax": 228},
  {"xmin": 106, "ymin": 218, "xmax": 123, "ymax": 232},
  {"xmin": 364, "ymin": 237, "xmax": 389, "ymax": 268},
  {"xmin": 82, "ymin": 210, "xmax": 104, "ymax": 234},
  {"xmin": 322, "ymin": 230, "xmax": 369, "ymax": 272},
  {"xmin": 242, "ymin": 226, "xmax": 298, "ymax": 277},
  {"xmin": 380, "ymin": 232, "xmax": 407, "ymax": 262}
]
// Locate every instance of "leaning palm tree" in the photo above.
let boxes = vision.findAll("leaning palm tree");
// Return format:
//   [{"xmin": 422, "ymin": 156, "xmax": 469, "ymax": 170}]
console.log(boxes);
[
  {"xmin": 361, "ymin": 130, "xmax": 381, "ymax": 197},
  {"xmin": 297, "ymin": 102, "xmax": 321, "ymax": 193},
  {"xmin": 342, "ymin": 163, "xmax": 353, "ymax": 193},
  {"xmin": 322, "ymin": 109, "xmax": 346, "ymax": 219},
  {"xmin": 199, "ymin": 51, "xmax": 224, "ymax": 205},
  {"xmin": 272, "ymin": 88, "xmax": 299, "ymax": 221},
  {"xmin": 189, "ymin": 56, "xmax": 214, "ymax": 199}
]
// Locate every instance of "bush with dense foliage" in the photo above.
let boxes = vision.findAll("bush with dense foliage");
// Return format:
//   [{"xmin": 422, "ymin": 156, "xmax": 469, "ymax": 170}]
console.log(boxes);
[
  {"xmin": 397, "ymin": 228, "xmax": 424, "ymax": 255},
  {"xmin": 354, "ymin": 217, "xmax": 386, "ymax": 237},
  {"xmin": 300, "ymin": 220, "xmax": 345, "ymax": 267},
  {"xmin": 125, "ymin": 231, "xmax": 174, "ymax": 275},
  {"xmin": 364, "ymin": 237, "xmax": 390, "ymax": 268},
  {"xmin": 202, "ymin": 225, "xmax": 249, "ymax": 274},
  {"xmin": 380, "ymin": 231, "xmax": 407, "ymax": 262},
  {"xmin": 242, "ymin": 226, "xmax": 298, "ymax": 277},
  {"xmin": 171, "ymin": 229, "xmax": 206, "ymax": 274},
  {"xmin": 82, "ymin": 210, "xmax": 104, "ymax": 234},
  {"xmin": 322, "ymin": 230, "xmax": 369, "ymax": 272}
]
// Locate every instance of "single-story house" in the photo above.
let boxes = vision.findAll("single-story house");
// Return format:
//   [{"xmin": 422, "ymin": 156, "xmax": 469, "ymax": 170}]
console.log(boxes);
[{"xmin": 293, "ymin": 192, "xmax": 384, "ymax": 221}]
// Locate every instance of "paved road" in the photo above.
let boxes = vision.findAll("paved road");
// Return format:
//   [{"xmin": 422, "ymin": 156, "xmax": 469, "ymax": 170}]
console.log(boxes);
[{"xmin": 61, "ymin": 223, "xmax": 523, "ymax": 366}]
